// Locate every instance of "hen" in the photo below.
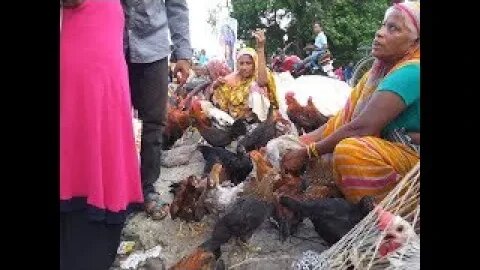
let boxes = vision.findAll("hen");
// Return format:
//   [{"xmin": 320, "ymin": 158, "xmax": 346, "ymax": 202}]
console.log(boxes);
[
  {"xmin": 169, "ymin": 244, "xmax": 225, "ymax": 270},
  {"xmin": 285, "ymin": 92, "xmax": 329, "ymax": 135},
  {"xmin": 280, "ymin": 195, "xmax": 376, "ymax": 245},
  {"xmin": 239, "ymin": 106, "xmax": 290, "ymax": 152},
  {"xmin": 249, "ymin": 150, "xmax": 305, "ymax": 241},
  {"xmin": 169, "ymin": 175, "xmax": 211, "ymax": 222},
  {"xmin": 191, "ymin": 100, "xmax": 247, "ymax": 147},
  {"xmin": 204, "ymin": 164, "xmax": 245, "ymax": 214},
  {"xmin": 197, "ymin": 144, "xmax": 253, "ymax": 185}
]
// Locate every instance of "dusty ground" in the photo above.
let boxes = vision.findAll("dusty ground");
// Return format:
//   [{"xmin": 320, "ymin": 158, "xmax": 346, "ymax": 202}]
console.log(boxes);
[{"xmin": 111, "ymin": 131, "xmax": 328, "ymax": 270}]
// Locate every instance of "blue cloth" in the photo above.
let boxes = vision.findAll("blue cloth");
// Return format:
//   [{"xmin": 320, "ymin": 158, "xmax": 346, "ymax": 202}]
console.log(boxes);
[
  {"xmin": 198, "ymin": 54, "xmax": 208, "ymax": 66},
  {"xmin": 344, "ymin": 66, "xmax": 353, "ymax": 81},
  {"xmin": 314, "ymin": 32, "xmax": 328, "ymax": 50}
]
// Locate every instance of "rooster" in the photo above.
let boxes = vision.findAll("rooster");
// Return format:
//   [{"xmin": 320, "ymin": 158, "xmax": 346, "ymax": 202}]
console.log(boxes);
[
  {"xmin": 280, "ymin": 195, "xmax": 376, "ymax": 246},
  {"xmin": 162, "ymin": 103, "xmax": 191, "ymax": 150},
  {"xmin": 285, "ymin": 92, "xmax": 329, "ymax": 135},
  {"xmin": 197, "ymin": 144, "xmax": 253, "ymax": 185},
  {"xmin": 191, "ymin": 99, "xmax": 247, "ymax": 147}
]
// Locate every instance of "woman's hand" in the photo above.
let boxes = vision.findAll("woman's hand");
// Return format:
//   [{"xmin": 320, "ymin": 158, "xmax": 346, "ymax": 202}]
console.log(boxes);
[
  {"xmin": 281, "ymin": 147, "xmax": 308, "ymax": 173},
  {"xmin": 211, "ymin": 77, "xmax": 226, "ymax": 89},
  {"xmin": 252, "ymin": 29, "xmax": 266, "ymax": 49}
]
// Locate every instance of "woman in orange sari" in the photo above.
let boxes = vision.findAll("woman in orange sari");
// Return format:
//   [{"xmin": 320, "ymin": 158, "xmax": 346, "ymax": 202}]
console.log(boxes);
[
  {"xmin": 213, "ymin": 29, "xmax": 279, "ymax": 122},
  {"xmin": 282, "ymin": 2, "xmax": 420, "ymax": 203}
]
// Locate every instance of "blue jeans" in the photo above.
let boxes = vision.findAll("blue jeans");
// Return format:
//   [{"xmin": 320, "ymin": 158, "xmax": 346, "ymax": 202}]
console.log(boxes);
[{"xmin": 304, "ymin": 50, "xmax": 325, "ymax": 69}]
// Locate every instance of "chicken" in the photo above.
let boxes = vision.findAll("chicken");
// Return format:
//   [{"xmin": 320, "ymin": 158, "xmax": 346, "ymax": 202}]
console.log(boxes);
[
  {"xmin": 163, "ymin": 105, "xmax": 191, "ymax": 150},
  {"xmin": 169, "ymin": 175, "xmax": 211, "ymax": 222},
  {"xmin": 377, "ymin": 209, "xmax": 420, "ymax": 269},
  {"xmin": 249, "ymin": 150, "xmax": 274, "ymax": 183},
  {"xmin": 271, "ymin": 173, "xmax": 309, "ymax": 242},
  {"xmin": 265, "ymin": 134, "xmax": 304, "ymax": 170},
  {"xmin": 199, "ymin": 100, "xmax": 235, "ymax": 128},
  {"xmin": 168, "ymin": 245, "xmax": 225, "ymax": 270},
  {"xmin": 188, "ymin": 153, "xmax": 279, "ymax": 261},
  {"xmin": 191, "ymin": 100, "xmax": 247, "ymax": 147},
  {"xmin": 304, "ymin": 96, "xmax": 329, "ymax": 129},
  {"xmin": 197, "ymin": 144, "xmax": 253, "ymax": 185},
  {"xmin": 279, "ymin": 195, "xmax": 376, "ymax": 245},
  {"xmin": 285, "ymin": 92, "xmax": 329, "ymax": 135},
  {"xmin": 239, "ymin": 105, "xmax": 290, "ymax": 152},
  {"xmin": 249, "ymin": 150, "xmax": 304, "ymax": 241},
  {"xmin": 206, "ymin": 163, "xmax": 245, "ymax": 213}
]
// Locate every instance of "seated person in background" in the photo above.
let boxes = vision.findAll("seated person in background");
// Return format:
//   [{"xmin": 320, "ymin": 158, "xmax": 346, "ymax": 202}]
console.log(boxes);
[{"xmin": 212, "ymin": 29, "xmax": 279, "ymax": 122}]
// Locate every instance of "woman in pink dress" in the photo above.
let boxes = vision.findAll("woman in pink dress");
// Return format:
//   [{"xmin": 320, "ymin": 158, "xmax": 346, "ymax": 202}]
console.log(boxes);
[{"xmin": 60, "ymin": 1, "xmax": 143, "ymax": 269}]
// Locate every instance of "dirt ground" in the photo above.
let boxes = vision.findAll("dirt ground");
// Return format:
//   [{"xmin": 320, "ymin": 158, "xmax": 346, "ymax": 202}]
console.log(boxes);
[{"xmin": 111, "ymin": 131, "xmax": 328, "ymax": 270}]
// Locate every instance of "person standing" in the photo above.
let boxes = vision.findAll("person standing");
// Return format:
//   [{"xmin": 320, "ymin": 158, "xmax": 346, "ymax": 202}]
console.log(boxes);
[
  {"xmin": 60, "ymin": 0, "xmax": 143, "ymax": 269},
  {"xmin": 122, "ymin": 0, "xmax": 193, "ymax": 220}
]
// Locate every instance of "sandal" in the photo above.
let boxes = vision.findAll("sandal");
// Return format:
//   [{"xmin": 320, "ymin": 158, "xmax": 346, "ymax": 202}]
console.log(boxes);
[{"xmin": 144, "ymin": 193, "xmax": 170, "ymax": 221}]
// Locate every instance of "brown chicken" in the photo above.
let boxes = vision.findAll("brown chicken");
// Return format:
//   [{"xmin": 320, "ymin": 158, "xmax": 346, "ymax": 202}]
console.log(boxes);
[
  {"xmin": 305, "ymin": 96, "xmax": 329, "ymax": 126},
  {"xmin": 285, "ymin": 92, "xmax": 329, "ymax": 135},
  {"xmin": 190, "ymin": 99, "xmax": 246, "ymax": 147},
  {"xmin": 249, "ymin": 150, "xmax": 304, "ymax": 241},
  {"xmin": 163, "ymin": 105, "xmax": 191, "ymax": 150},
  {"xmin": 169, "ymin": 245, "xmax": 224, "ymax": 270},
  {"xmin": 169, "ymin": 175, "xmax": 210, "ymax": 222}
]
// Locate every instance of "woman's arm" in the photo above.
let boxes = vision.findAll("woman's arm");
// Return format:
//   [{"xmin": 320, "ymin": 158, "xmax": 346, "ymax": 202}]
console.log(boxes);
[
  {"xmin": 253, "ymin": 30, "xmax": 269, "ymax": 87},
  {"xmin": 283, "ymin": 91, "xmax": 407, "ymax": 171}
]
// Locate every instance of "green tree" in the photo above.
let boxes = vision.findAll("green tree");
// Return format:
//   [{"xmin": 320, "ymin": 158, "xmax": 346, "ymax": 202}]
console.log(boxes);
[{"xmin": 231, "ymin": 0, "xmax": 389, "ymax": 65}]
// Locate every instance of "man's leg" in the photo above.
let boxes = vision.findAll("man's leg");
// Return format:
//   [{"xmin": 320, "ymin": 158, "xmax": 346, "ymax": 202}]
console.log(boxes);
[{"xmin": 127, "ymin": 58, "xmax": 169, "ymax": 214}]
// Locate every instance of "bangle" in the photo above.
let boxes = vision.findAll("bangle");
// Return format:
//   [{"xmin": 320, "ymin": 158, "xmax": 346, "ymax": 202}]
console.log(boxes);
[
  {"xmin": 305, "ymin": 145, "xmax": 312, "ymax": 159},
  {"xmin": 309, "ymin": 143, "xmax": 319, "ymax": 158}
]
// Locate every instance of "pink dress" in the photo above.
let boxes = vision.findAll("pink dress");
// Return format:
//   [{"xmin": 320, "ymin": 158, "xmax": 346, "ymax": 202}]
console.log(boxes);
[{"xmin": 60, "ymin": 0, "xmax": 143, "ymax": 222}]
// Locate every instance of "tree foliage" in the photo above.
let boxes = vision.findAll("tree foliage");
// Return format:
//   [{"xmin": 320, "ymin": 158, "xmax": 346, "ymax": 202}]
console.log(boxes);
[{"xmin": 231, "ymin": 0, "xmax": 389, "ymax": 66}]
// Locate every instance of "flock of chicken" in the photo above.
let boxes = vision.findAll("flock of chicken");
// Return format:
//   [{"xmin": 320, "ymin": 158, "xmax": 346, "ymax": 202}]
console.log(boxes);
[{"xmin": 157, "ymin": 81, "xmax": 417, "ymax": 270}]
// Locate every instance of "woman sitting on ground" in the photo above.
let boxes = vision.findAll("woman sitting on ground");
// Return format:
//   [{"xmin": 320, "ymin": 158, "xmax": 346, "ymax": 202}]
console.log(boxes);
[
  {"xmin": 212, "ymin": 29, "xmax": 279, "ymax": 122},
  {"xmin": 282, "ymin": 1, "xmax": 420, "ymax": 204}
]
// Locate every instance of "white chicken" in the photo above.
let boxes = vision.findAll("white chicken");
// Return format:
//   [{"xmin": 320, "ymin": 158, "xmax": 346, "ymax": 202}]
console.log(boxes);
[
  {"xmin": 199, "ymin": 100, "xmax": 235, "ymax": 128},
  {"xmin": 265, "ymin": 134, "xmax": 304, "ymax": 170},
  {"xmin": 377, "ymin": 208, "xmax": 420, "ymax": 270},
  {"xmin": 204, "ymin": 164, "xmax": 245, "ymax": 214}
]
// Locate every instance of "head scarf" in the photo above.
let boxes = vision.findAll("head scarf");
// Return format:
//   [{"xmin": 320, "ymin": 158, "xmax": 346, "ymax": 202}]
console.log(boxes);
[
  {"xmin": 224, "ymin": 47, "xmax": 259, "ymax": 86},
  {"xmin": 367, "ymin": 1, "xmax": 420, "ymax": 88}
]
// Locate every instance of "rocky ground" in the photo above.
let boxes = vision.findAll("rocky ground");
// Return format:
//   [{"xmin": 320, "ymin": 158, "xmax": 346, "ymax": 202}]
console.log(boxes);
[{"xmin": 111, "ymin": 131, "xmax": 328, "ymax": 270}]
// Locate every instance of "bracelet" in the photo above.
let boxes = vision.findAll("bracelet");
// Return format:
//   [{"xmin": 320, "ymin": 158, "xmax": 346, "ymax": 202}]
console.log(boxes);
[
  {"xmin": 306, "ymin": 145, "xmax": 312, "ymax": 159},
  {"xmin": 309, "ymin": 143, "xmax": 319, "ymax": 158}
]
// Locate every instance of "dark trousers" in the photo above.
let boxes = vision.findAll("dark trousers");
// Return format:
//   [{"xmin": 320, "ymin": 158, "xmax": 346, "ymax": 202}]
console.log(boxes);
[
  {"xmin": 127, "ymin": 57, "xmax": 169, "ymax": 197},
  {"xmin": 60, "ymin": 211, "xmax": 124, "ymax": 270}
]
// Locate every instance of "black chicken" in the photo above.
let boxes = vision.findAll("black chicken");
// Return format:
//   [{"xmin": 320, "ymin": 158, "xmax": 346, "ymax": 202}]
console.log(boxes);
[
  {"xmin": 279, "ymin": 195, "xmax": 375, "ymax": 245},
  {"xmin": 197, "ymin": 144, "xmax": 253, "ymax": 185},
  {"xmin": 193, "ymin": 117, "xmax": 247, "ymax": 148},
  {"xmin": 239, "ymin": 105, "xmax": 287, "ymax": 152}
]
